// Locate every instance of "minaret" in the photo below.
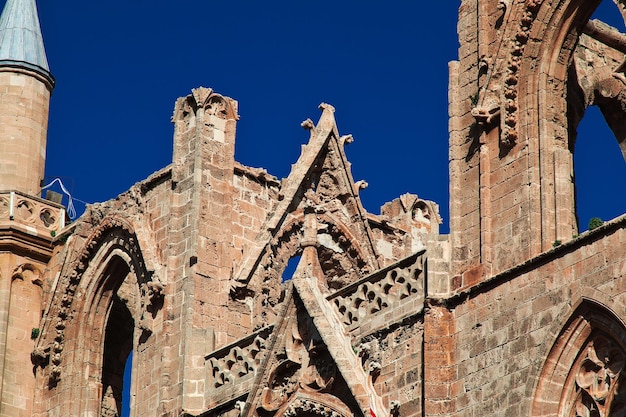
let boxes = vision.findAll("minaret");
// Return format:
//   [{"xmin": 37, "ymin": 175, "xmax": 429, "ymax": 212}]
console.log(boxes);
[
  {"xmin": 0, "ymin": 1, "xmax": 59, "ymax": 416},
  {"xmin": 0, "ymin": 0, "xmax": 54, "ymax": 194}
]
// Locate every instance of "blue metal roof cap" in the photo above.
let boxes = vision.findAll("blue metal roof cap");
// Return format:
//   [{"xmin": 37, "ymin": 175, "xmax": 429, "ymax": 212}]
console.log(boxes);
[{"xmin": 0, "ymin": 0, "xmax": 52, "ymax": 83}]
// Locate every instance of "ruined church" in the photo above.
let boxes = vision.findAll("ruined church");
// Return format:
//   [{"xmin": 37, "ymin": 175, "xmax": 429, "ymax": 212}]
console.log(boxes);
[{"xmin": 0, "ymin": 0, "xmax": 624, "ymax": 416}]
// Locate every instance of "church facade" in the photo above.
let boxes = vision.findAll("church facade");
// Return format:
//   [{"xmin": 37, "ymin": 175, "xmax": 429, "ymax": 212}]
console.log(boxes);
[{"xmin": 0, "ymin": 0, "xmax": 624, "ymax": 416}]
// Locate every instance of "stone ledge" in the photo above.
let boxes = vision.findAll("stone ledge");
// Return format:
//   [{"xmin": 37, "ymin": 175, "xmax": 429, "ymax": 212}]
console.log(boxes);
[{"xmin": 435, "ymin": 214, "xmax": 626, "ymax": 308}]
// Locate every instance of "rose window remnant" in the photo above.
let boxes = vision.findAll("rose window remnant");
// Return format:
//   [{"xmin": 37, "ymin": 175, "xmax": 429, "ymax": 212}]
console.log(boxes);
[{"xmin": 570, "ymin": 334, "xmax": 626, "ymax": 417}]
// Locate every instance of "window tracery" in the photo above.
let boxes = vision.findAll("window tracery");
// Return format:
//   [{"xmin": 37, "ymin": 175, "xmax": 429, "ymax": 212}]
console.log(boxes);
[
  {"xmin": 532, "ymin": 302, "xmax": 626, "ymax": 417},
  {"xmin": 567, "ymin": 332, "xmax": 626, "ymax": 417}
]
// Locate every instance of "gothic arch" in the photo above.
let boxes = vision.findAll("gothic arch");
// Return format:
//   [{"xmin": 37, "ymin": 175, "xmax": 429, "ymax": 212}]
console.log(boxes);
[
  {"xmin": 33, "ymin": 217, "xmax": 164, "ymax": 415},
  {"xmin": 501, "ymin": 0, "xmax": 623, "ymax": 246},
  {"xmin": 568, "ymin": 40, "xmax": 626, "ymax": 159},
  {"xmin": 244, "ymin": 211, "xmax": 375, "ymax": 328},
  {"xmin": 531, "ymin": 298, "xmax": 626, "ymax": 417}
]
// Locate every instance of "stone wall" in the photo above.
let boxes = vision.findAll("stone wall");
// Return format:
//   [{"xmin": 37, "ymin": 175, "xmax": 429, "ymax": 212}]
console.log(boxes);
[{"xmin": 450, "ymin": 217, "xmax": 625, "ymax": 416}]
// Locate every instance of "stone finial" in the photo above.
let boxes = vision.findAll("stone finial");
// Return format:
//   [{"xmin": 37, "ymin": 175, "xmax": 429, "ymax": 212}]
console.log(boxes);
[
  {"xmin": 192, "ymin": 87, "xmax": 213, "ymax": 106},
  {"xmin": 318, "ymin": 102, "xmax": 335, "ymax": 112},
  {"xmin": 399, "ymin": 193, "xmax": 418, "ymax": 213},
  {"xmin": 301, "ymin": 118, "xmax": 315, "ymax": 130},
  {"xmin": 340, "ymin": 134, "xmax": 354, "ymax": 145},
  {"xmin": 354, "ymin": 180, "xmax": 368, "ymax": 194}
]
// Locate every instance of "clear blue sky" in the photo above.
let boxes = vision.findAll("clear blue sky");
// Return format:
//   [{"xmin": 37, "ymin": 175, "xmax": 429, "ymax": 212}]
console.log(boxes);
[{"xmin": 37, "ymin": 2, "xmax": 625, "ymax": 234}]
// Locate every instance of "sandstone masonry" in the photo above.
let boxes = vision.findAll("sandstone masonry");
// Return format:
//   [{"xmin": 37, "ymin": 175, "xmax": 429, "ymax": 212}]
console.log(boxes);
[{"xmin": 0, "ymin": 1, "xmax": 624, "ymax": 417}]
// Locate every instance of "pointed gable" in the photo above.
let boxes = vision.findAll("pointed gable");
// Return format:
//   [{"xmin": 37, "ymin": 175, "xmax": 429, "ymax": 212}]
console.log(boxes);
[{"xmin": 230, "ymin": 104, "xmax": 381, "ymax": 309}]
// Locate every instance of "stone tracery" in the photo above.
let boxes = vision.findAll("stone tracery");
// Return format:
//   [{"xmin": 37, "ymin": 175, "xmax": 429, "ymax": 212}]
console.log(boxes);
[
  {"xmin": 207, "ymin": 326, "xmax": 274, "ymax": 389},
  {"xmin": 234, "ymin": 210, "xmax": 375, "ymax": 330},
  {"xmin": 532, "ymin": 303, "xmax": 626, "ymax": 417},
  {"xmin": 569, "ymin": 333, "xmax": 626, "ymax": 417},
  {"xmin": 256, "ymin": 303, "xmax": 341, "ymax": 417},
  {"xmin": 328, "ymin": 252, "xmax": 424, "ymax": 328}
]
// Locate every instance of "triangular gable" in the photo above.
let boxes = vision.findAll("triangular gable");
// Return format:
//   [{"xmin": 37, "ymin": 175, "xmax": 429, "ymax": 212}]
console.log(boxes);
[
  {"xmin": 291, "ymin": 246, "xmax": 386, "ymax": 417},
  {"xmin": 231, "ymin": 104, "xmax": 380, "ymax": 298},
  {"xmin": 203, "ymin": 238, "xmax": 426, "ymax": 417},
  {"xmin": 240, "ymin": 245, "xmax": 386, "ymax": 417}
]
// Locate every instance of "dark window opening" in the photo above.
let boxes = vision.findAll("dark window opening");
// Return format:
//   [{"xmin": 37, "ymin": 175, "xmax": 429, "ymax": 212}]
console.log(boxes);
[{"xmin": 101, "ymin": 295, "xmax": 134, "ymax": 417}]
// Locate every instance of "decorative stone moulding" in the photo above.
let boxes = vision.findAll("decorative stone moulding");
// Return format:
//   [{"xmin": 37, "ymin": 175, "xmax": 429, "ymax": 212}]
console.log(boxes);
[
  {"xmin": 327, "ymin": 251, "xmax": 425, "ymax": 329},
  {"xmin": 11, "ymin": 263, "xmax": 43, "ymax": 285},
  {"xmin": 0, "ymin": 190, "xmax": 66, "ymax": 234},
  {"xmin": 32, "ymin": 217, "xmax": 164, "ymax": 386},
  {"xmin": 501, "ymin": 0, "xmax": 543, "ymax": 147},
  {"xmin": 206, "ymin": 325, "xmax": 274, "ymax": 389},
  {"xmin": 175, "ymin": 86, "xmax": 240, "ymax": 121},
  {"xmin": 282, "ymin": 394, "xmax": 353, "ymax": 417},
  {"xmin": 568, "ymin": 333, "xmax": 626, "ymax": 417}
]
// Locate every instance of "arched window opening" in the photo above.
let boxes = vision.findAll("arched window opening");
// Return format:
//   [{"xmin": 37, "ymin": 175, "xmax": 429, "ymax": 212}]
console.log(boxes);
[
  {"xmin": 100, "ymin": 294, "xmax": 134, "ymax": 417},
  {"xmin": 574, "ymin": 106, "xmax": 626, "ymax": 230},
  {"xmin": 563, "ymin": 330, "xmax": 626, "ymax": 417},
  {"xmin": 531, "ymin": 301, "xmax": 626, "ymax": 417},
  {"xmin": 281, "ymin": 255, "xmax": 301, "ymax": 283},
  {"xmin": 568, "ymin": 1, "xmax": 626, "ymax": 232},
  {"xmin": 592, "ymin": 0, "xmax": 626, "ymax": 30}
]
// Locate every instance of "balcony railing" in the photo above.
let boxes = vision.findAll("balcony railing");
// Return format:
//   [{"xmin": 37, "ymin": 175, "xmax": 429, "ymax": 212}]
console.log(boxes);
[{"xmin": 0, "ymin": 190, "xmax": 66, "ymax": 236}]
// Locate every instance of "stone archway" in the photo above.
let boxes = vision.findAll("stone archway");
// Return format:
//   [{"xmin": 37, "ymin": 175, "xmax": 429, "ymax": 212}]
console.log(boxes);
[
  {"xmin": 32, "ymin": 218, "xmax": 164, "ymax": 416},
  {"xmin": 531, "ymin": 300, "xmax": 626, "ymax": 417}
]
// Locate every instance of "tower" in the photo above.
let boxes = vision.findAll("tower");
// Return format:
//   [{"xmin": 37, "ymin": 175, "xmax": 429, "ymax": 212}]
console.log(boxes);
[
  {"xmin": 0, "ymin": 0, "xmax": 54, "ymax": 194},
  {"xmin": 0, "ymin": 0, "xmax": 62, "ymax": 416}
]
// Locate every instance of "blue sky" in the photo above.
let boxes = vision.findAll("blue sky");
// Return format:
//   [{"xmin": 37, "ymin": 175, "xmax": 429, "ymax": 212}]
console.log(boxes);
[{"xmin": 36, "ymin": 2, "xmax": 625, "ymax": 234}]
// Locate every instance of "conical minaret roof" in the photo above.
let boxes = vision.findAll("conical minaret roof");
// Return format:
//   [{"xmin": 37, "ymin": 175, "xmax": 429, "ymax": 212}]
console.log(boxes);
[{"xmin": 0, "ymin": 0, "xmax": 52, "ymax": 82}]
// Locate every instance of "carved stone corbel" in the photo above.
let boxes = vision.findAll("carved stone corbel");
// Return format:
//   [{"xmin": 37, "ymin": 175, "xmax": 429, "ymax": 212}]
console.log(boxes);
[{"xmin": 471, "ymin": 99, "xmax": 501, "ymax": 129}]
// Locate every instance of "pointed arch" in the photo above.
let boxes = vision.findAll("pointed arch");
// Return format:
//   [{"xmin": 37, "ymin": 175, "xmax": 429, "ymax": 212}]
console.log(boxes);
[
  {"xmin": 33, "ymin": 217, "xmax": 164, "ymax": 415},
  {"xmin": 242, "ymin": 210, "xmax": 378, "ymax": 328},
  {"xmin": 495, "ymin": 0, "xmax": 626, "ymax": 247},
  {"xmin": 531, "ymin": 298, "xmax": 626, "ymax": 417}
]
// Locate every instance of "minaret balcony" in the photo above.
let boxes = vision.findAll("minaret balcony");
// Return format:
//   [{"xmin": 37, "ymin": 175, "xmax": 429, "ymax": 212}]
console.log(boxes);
[{"xmin": 0, "ymin": 190, "xmax": 67, "ymax": 260}]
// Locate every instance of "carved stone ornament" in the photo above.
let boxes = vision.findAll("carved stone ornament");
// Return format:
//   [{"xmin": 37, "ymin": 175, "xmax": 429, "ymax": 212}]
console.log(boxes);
[
  {"xmin": 471, "ymin": 101, "xmax": 501, "ymax": 127},
  {"xmin": 259, "ymin": 318, "xmax": 337, "ymax": 415},
  {"xmin": 32, "ymin": 217, "xmax": 164, "ymax": 386},
  {"xmin": 11, "ymin": 263, "xmax": 43, "ymax": 286},
  {"xmin": 281, "ymin": 394, "xmax": 353, "ymax": 417},
  {"xmin": 568, "ymin": 334, "xmax": 626, "ymax": 417},
  {"xmin": 208, "ymin": 327, "xmax": 273, "ymax": 389},
  {"xmin": 501, "ymin": 0, "xmax": 543, "ymax": 147},
  {"xmin": 191, "ymin": 87, "xmax": 239, "ymax": 120}
]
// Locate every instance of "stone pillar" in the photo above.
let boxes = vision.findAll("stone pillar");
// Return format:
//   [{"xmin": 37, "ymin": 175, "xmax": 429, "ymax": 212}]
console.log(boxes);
[
  {"xmin": 423, "ymin": 304, "xmax": 457, "ymax": 417},
  {"xmin": 448, "ymin": 0, "xmax": 482, "ymax": 278},
  {"xmin": 168, "ymin": 88, "xmax": 238, "ymax": 415}
]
